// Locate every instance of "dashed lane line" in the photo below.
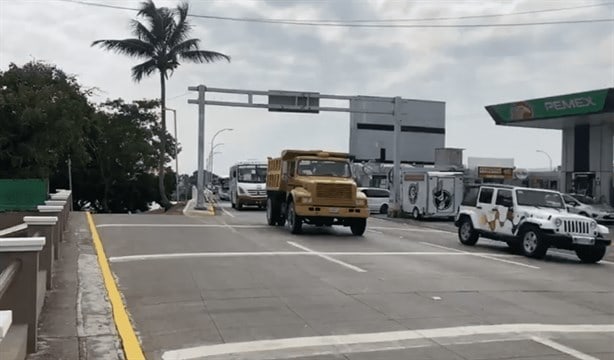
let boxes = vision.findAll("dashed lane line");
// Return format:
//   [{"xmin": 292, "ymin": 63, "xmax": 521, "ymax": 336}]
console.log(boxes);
[
  {"xmin": 531, "ymin": 336, "xmax": 601, "ymax": 360},
  {"xmin": 420, "ymin": 241, "xmax": 541, "ymax": 269},
  {"xmin": 286, "ymin": 241, "xmax": 367, "ymax": 273}
]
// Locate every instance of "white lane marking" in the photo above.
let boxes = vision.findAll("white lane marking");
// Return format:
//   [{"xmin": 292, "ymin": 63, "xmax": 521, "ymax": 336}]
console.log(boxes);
[
  {"xmin": 107, "ymin": 251, "xmax": 518, "ymax": 263},
  {"xmin": 286, "ymin": 241, "xmax": 367, "ymax": 273},
  {"xmin": 369, "ymin": 226, "xmax": 452, "ymax": 234},
  {"xmin": 366, "ymin": 229, "xmax": 383, "ymax": 234},
  {"xmin": 531, "ymin": 336, "xmax": 601, "ymax": 360},
  {"xmin": 549, "ymin": 250, "xmax": 614, "ymax": 265},
  {"xmin": 161, "ymin": 323, "xmax": 614, "ymax": 360},
  {"xmin": 420, "ymin": 241, "xmax": 540, "ymax": 269},
  {"xmin": 221, "ymin": 207, "xmax": 235, "ymax": 218},
  {"xmin": 96, "ymin": 223, "xmax": 268, "ymax": 228}
]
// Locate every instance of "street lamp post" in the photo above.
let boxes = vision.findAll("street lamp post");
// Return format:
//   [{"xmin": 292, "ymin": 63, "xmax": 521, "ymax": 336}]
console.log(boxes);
[
  {"xmin": 165, "ymin": 108, "xmax": 180, "ymax": 202},
  {"xmin": 536, "ymin": 150, "xmax": 553, "ymax": 171},
  {"xmin": 207, "ymin": 143, "xmax": 224, "ymax": 187},
  {"xmin": 208, "ymin": 128, "xmax": 233, "ymax": 189}
]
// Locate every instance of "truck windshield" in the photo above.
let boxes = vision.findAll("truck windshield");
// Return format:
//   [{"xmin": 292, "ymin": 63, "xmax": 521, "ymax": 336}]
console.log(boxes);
[
  {"xmin": 297, "ymin": 160, "xmax": 351, "ymax": 177},
  {"xmin": 237, "ymin": 166, "xmax": 267, "ymax": 183},
  {"xmin": 516, "ymin": 189, "xmax": 564, "ymax": 209}
]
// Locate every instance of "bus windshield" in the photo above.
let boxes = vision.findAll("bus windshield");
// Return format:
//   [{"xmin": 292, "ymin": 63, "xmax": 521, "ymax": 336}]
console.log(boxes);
[{"xmin": 237, "ymin": 166, "xmax": 267, "ymax": 183}]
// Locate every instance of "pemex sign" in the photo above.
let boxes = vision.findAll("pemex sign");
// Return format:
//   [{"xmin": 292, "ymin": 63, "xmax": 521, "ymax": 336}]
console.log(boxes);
[{"xmin": 486, "ymin": 88, "xmax": 611, "ymax": 124}]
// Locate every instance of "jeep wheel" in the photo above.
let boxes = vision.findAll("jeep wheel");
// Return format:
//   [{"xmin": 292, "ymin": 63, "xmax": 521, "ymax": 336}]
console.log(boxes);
[
  {"xmin": 575, "ymin": 245, "xmax": 606, "ymax": 263},
  {"xmin": 520, "ymin": 226, "xmax": 548, "ymax": 259},
  {"xmin": 458, "ymin": 217, "xmax": 478, "ymax": 246},
  {"xmin": 286, "ymin": 201, "xmax": 302, "ymax": 234},
  {"xmin": 350, "ymin": 218, "xmax": 367, "ymax": 236}
]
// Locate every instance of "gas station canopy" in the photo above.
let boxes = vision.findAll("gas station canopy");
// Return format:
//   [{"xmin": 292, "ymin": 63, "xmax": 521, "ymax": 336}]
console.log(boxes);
[{"xmin": 485, "ymin": 88, "xmax": 614, "ymax": 129}]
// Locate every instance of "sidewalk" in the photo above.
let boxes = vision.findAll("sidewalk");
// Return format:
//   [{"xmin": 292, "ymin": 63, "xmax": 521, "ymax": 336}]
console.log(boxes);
[{"xmin": 27, "ymin": 212, "xmax": 122, "ymax": 360}]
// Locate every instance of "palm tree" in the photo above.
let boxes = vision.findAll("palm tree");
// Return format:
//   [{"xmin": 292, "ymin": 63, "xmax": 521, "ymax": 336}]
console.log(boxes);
[{"xmin": 92, "ymin": 0, "xmax": 230, "ymax": 210}]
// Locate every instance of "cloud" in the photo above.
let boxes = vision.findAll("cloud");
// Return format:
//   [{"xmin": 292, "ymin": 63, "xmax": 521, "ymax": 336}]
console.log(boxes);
[{"xmin": 1, "ymin": 0, "xmax": 612, "ymax": 175}]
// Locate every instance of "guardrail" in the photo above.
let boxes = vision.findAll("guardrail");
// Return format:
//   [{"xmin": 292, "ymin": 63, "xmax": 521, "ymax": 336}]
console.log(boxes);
[{"xmin": 0, "ymin": 189, "xmax": 71, "ymax": 360}]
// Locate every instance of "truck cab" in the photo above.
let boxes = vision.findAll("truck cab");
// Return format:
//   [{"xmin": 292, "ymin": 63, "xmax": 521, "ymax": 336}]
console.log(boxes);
[
  {"xmin": 266, "ymin": 150, "xmax": 369, "ymax": 235},
  {"xmin": 229, "ymin": 161, "xmax": 268, "ymax": 210}
]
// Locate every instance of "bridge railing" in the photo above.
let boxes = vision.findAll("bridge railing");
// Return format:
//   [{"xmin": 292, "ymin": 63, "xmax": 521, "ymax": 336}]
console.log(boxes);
[{"xmin": 0, "ymin": 190, "xmax": 71, "ymax": 360}]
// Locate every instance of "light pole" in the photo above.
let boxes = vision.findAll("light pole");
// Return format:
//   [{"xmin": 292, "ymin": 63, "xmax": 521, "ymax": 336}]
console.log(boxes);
[
  {"xmin": 165, "ymin": 108, "xmax": 180, "ymax": 202},
  {"xmin": 208, "ymin": 128, "xmax": 233, "ymax": 189},
  {"xmin": 536, "ymin": 150, "xmax": 553, "ymax": 171},
  {"xmin": 207, "ymin": 143, "xmax": 224, "ymax": 187}
]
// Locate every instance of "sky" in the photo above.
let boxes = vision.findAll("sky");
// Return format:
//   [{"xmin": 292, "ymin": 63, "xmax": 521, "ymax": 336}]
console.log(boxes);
[{"xmin": 1, "ymin": 0, "xmax": 613, "ymax": 177}]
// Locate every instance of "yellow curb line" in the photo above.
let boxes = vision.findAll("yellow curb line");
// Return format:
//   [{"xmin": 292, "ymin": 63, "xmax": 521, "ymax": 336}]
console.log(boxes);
[{"xmin": 86, "ymin": 212, "xmax": 145, "ymax": 360}]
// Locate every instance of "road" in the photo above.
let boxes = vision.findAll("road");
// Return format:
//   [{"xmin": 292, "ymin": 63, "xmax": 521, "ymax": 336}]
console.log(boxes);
[{"xmin": 93, "ymin": 202, "xmax": 614, "ymax": 360}]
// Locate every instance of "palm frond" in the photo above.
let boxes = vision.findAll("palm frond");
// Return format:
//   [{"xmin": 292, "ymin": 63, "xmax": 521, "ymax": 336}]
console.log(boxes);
[
  {"xmin": 168, "ymin": 2, "xmax": 191, "ymax": 47},
  {"xmin": 137, "ymin": 0, "xmax": 165, "ymax": 43},
  {"xmin": 179, "ymin": 50, "xmax": 230, "ymax": 64},
  {"xmin": 131, "ymin": 59, "xmax": 158, "ymax": 82},
  {"xmin": 168, "ymin": 38, "xmax": 199, "ymax": 56},
  {"xmin": 91, "ymin": 39, "xmax": 155, "ymax": 58},
  {"xmin": 130, "ymin": 19, "xmax": 156, "ymax": 44}
]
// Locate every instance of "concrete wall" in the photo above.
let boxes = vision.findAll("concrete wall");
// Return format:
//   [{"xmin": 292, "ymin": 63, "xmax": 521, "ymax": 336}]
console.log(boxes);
[{"xmin": 0, "ymin": 212, "xmax": 38, "ymax": 230}]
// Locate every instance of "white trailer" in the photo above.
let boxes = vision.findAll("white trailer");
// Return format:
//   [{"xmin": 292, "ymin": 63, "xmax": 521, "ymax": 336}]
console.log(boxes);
[{"xmin": 400, "ymin": 170, "xmax": 463, "ymax": 219}]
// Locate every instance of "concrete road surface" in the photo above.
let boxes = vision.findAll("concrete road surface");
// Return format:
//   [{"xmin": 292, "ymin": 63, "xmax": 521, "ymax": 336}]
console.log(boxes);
[{"xmin": 92, "ymin": 201, "xmax": 614, "ymax": 360}]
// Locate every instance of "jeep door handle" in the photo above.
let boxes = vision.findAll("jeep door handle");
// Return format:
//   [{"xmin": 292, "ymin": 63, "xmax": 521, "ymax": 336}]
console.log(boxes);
[{"xmin": 476, "ymin": 206, "xmax": 482, "ymax": 209}]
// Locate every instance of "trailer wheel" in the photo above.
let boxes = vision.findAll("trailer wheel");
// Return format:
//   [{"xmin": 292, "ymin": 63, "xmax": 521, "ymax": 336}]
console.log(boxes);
[{"xmin": 412, "ymin": 207, "xmax": 421, "ymax": 220}]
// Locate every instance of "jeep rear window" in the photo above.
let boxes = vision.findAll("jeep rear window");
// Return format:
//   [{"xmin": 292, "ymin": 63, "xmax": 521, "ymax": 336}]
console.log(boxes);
[
  {"xmin": 461, "ymin": 187, "xmax": 479, "ymax": 206},
  {"xmin": 516, "ymin": 189, "xmax": 564, "ymax": 209}
]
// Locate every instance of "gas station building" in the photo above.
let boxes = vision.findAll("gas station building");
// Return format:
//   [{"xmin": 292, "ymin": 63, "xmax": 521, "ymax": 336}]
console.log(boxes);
[{"xmin": 486, "ymin": 88, "xmax": 614, "ymax": 204}]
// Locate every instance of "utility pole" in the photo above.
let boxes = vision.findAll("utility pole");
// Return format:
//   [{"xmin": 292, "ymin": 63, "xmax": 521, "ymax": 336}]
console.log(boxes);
[{"xmin": 196, "ymin": 85, "xmax": 206, "ymax": 209}]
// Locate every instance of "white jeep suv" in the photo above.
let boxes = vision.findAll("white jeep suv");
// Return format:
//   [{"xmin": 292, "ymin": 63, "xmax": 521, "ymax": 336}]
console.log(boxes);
[{"xmin": 455, "ymin": 185, "xmax": 611, "ymax": 263}]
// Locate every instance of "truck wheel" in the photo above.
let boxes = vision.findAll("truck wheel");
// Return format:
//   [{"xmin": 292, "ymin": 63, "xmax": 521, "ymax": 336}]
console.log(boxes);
[
  {"xmin": 236, "ymin": 200, "xmax": 243, "ymax": 210},
  {"xmin": 520, "ymin": 226, "xmax": 548, "ymax": 259},
  {"xmin": 350, "ymin": 218, "xmax": 367, "ymax": 236},
  {"xmin": 266, "ymin": 197, "xmax": 278, "ymax": 226},
  {"xmin": 575, "ymin": 245, "xmax": 606, "ymax": 263},
  {"xmin": 458, "ymin": 217, "xmax": 478, "ymax": 246},
  {"xmin": 231, "ymin": 195, "xmax": 236, "ymax": 209},
  {"xmin": 286, "ymin": 201, "xmax": 302, "ymax": 234},
  {"xmin": 412, "ymin": 207, "xmax": 421, "ymax": 220},
  {"xmin": 380, "ymin": 204, "xmax": 389, "ymax": 214}
]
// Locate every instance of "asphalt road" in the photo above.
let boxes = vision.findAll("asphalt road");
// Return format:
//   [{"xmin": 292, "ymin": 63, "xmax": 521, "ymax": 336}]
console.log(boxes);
[{"xmin": 93, "ymin": 202, "xmax": 614, "ymax": 360}]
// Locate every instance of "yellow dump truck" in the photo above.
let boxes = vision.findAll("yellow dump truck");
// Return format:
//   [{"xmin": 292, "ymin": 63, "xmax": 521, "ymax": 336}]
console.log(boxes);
[{"xmin": 265, "ymin": 150, "xmax": 369, "ymax": 235}]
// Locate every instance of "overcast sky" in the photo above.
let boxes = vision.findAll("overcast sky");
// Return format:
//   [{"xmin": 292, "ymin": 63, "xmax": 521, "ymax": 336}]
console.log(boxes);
[{"xmin": 1, "ymin": 0, "xmax": 613, "ymax": 176}]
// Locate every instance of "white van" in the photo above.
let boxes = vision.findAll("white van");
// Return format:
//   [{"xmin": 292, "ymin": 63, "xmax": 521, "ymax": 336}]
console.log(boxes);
[{"xmin": 359, "ymin": 187, "xmax": 390, "ymax": 214}]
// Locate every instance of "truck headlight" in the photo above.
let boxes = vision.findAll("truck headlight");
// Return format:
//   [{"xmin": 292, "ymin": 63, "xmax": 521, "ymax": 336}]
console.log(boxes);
[
  {"xmin": 238, "ymin": 187, "xmax": 246, "ymax": 195},
  {"xmin": 299, "ymin": 197, "xmax": 312, "ymax": 204},
  {"xmin": 590, "ymin": 221, "xmax": 597, "ymax": 229},
  {"xmin": 356, "ymin": 199, "xmax": 366, "ymax": 206},
  {"xmin": 554, "ymin": 218, "xmax": 562, "ymax": 227}
]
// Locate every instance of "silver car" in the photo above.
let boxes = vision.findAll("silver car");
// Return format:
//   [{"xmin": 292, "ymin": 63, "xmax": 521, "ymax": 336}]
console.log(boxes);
[{"xmin": 563, "ymin": 193, "xmax": 614, "ymax": 223}]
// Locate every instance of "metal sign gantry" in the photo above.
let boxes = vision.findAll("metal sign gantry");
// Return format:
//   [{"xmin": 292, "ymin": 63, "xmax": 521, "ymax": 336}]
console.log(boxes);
[{"xmin": 187, "ymin": 85, "xmax": 406, "ymax": 214}]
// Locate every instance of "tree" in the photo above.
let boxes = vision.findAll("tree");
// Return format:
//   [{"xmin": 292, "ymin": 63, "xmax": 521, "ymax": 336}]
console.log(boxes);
[
  {"xmin": 0, "ymin": 61, "xmax": 93, "ymax": 178},
  {"xmin": 53, "ymin": 99, "xmax": 178, "ymax": 213},
  {"xmin": 92, "ymin": 0, "xmax": 230, "ymax": 210}
]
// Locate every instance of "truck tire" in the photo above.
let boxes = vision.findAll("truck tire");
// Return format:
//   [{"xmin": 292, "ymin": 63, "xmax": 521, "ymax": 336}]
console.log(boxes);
[
  {"xmin": 350, "ymin": 218, "xmax": 367, "ymax": 236},
  {"xmin": 458, "ymin": 217, "xmax": 478, "ymax": 246},
  {"xmin": 236, "ymin": 200, "xmax": 243, "ymax": 210},
  {"xmin": 575, "ymin": 245, "xmax": 606, "ymax": 263},
  {"xmin": 520, "ymin": 225, "xmax": 548, "ymax": 259},
  {"xmin": 286, "ymin": 201, "xmax": 302, "ymax": 234},
  {"xmin": 266, "ymin": 197, "xmax": 278, "ymax": 226}
]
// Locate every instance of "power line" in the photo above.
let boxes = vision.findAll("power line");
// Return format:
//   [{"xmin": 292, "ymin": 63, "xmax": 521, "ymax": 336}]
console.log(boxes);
[{"xmin": 56, "ymin": 0, "xmax": 614, "ymax": 28}]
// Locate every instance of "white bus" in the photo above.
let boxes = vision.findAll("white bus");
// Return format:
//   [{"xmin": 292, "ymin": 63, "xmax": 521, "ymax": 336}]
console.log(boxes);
[{"xmin": 229, "ymin": 161, "xmax": 268, "ymax": 210}]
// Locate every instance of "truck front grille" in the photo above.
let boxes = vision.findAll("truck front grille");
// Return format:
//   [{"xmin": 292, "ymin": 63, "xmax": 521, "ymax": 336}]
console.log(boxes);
[
  {"xmin": 247, "ymin": 190, "xmax": 266, "ymax": 196},
  {"xmin": 315, "ymin": 184, "xmax": 353, "ymax": 200},
  {"xmin": 562, "ymin": 219, "xmax": 592, "ymax": 235}
]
